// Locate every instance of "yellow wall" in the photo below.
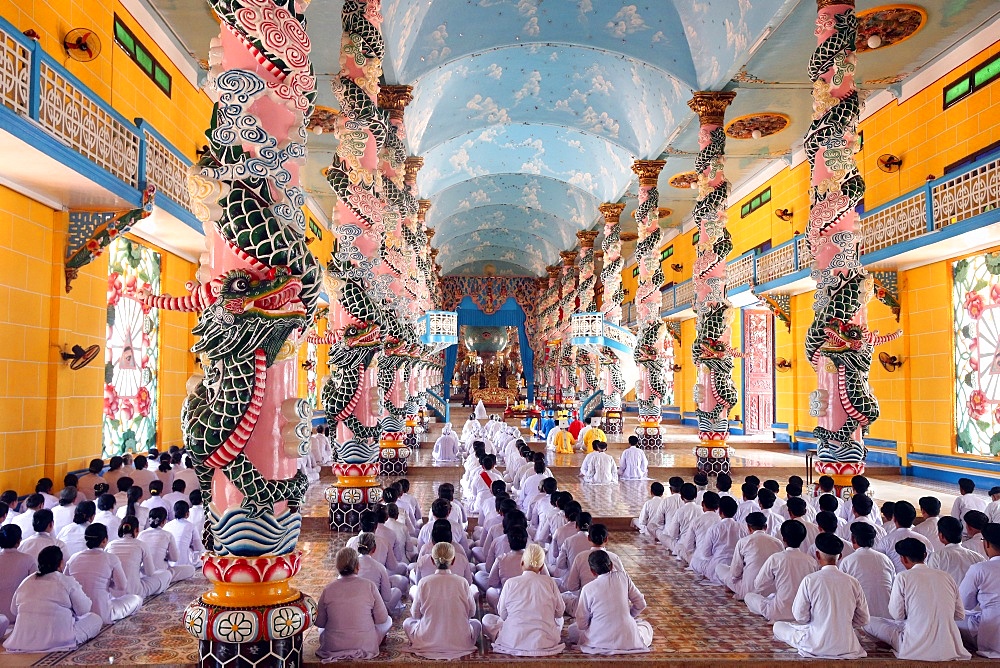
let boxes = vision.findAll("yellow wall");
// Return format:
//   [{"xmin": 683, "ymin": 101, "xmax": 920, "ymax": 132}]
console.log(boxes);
[{"xmin": 0, "ymin": 0, "xmax": 213, "ymax": 156}]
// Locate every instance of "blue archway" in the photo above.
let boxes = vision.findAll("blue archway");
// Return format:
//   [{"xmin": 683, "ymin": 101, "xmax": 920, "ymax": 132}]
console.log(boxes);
[{"xmin": 444, "ymin": 296, "xmax": 534, "ymax": 404}]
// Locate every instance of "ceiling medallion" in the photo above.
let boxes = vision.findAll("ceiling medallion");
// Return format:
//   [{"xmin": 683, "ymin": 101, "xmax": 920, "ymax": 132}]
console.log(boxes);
[
  {"xmin": 668, "ymin": 171, "xmax": 699, "ymax": 189},
  {"xmin": 307, "ymin": 105, "xmax": 339, "ymax": 134},
  {"xmin": 856, "ymin": 5, "xmax": 927, "ymax": 53},
  {"xmin": 726, "ymin": 113, "xmax": 790, "ymax": 140}
]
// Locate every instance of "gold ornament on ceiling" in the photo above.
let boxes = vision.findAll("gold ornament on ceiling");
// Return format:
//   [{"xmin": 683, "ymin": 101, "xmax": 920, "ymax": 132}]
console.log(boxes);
[
  {"xmin": 307, "ymin": 106, "xmax": 340, "ymax": 135},
  {"xmin": 726, "ymin": 113, "xmax": 790, "ymax": 140},
  {"xmin": 668, "ymin": 171, "xmax": 699, "ymax": 189},
  {"xmin": 855, "ymin": 5, "xmax": 926, "ymax": 53}
]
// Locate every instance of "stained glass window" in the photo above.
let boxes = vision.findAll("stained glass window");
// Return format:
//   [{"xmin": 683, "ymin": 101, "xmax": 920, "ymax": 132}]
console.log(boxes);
[
  {"xmin": 953, "ymin": 251, "xmax": 1000, "ymax": 457},
  {"xmin": 104, "ymin": 238, "xmax": 160, "ymax": 458},
  {"xmin": 306, "ymin": 341, "xmax": 318, "ymax": 408}
]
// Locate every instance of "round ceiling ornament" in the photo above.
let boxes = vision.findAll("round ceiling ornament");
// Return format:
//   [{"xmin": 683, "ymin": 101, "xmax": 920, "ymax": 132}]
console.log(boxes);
[
  {"xmin": 725, "ymin": 113, "xmax": 790, "ymax": 140},
  {"xmin": 307, "ymin": 106, "xmax": 340, "ymax": 134},
  {"xmin": 855, "ymin": 5, "xmax": 927, "ymax": 53},
  {"xmin": 668, "ymin": 171, "xmax": 699, "ymax": 189}
]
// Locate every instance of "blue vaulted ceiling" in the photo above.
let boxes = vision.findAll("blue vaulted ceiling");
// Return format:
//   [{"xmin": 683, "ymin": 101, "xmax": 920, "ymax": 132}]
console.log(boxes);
[{"xmin": 144, "ymin": 0, "xmax": 1000, "ymax": 276}]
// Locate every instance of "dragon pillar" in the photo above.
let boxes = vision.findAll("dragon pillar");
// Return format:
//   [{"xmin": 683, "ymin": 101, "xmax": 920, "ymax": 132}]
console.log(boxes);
[
  {"xmin": 176, "ymin": 0, "xmax": 321, "ymax": 661},
  {"xmin": 805, "ymin": 0, "xmax": 899, "ymax": 492},
  {"xmin": 558, "ymin": 250, "xmax": 578, "ymax": 407},
  {"xmin": 574, "ymin": 230, "xmax": 600, "ymax": 406},
  {"xmin": 599, "ymin": 203, "xmax": 627, "ymax": 433},
  {"xmin": 631, "ymin": 160, "xmax": 667, "ymax": 449},
  {"xmin": 689, "ymin": 91, "xmax": 738, "ymax": 475}
]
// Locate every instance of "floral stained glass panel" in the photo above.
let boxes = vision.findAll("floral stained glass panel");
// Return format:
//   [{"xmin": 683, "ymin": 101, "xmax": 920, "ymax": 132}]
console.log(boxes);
[
  {"xmin": 104, "ymin": 238, "xmax": 160, "ymax": 458},
  {"xmin": 306, "ymin": 341, "xmax": 318, "ymax": 408},
  {"xmin": 953, "ymin": 251, "xmax": 1000, "ymax": 457}
]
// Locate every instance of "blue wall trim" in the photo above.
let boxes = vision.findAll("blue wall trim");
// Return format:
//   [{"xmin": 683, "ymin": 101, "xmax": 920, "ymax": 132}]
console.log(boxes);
[{"xmin": 907, "ymin": 452, "xmax": 1000, "ymax": 474}]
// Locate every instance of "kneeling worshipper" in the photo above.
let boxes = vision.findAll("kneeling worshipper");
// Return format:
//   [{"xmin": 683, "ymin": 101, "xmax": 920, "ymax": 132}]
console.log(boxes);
[
  {"xmin": 0, "ymin": 525, "xmax": 36, "ymax": 637},
  {"xmin": 958, "ymin": 522, "xmax": 1000, "ymax": 658},
  {"xmin": 568, "ymin": 550, "xmax": 653, "ymax": 654},
  {"xmin": 138, "ymin": 507, "xmax": 195, "ymax": 583},
  {"xmin": 64, "ymin": 523, "xmax": 142, "ymax": 624},
  {"xmin": 618, "ymin": 435, "xmax": 648, "ymax": 480},
  {"xmin": 316, "ymin": 546, "xmax": 391, "ymax": 661},
  {"xmin": 4, "ymin": 546, "xmax": 103, "ymax": 653},
  {"xmin": 432, "ymin": 423, "xmax": 461, "ymax": 462},
  {"xmin": 21, "ymin": 508, "xmax": 67, "ymax": 561},
  {"xmin": 106, "ymin": 516, "xmax": 172, "ymax": 599},
  {"xmin": 551, "ymin": 421, "xmax": 576, "ymax": 454},
  {"xmin": 865, "ymin": 537, "xmax": 971, "ymax": 661},
  {"xmin": 404, "ymin": 541, "xmax": 481, "ymax": 659},
  {"xmin": 581, "ymin": 442, "xmax": 618, "ymax": 484},
  {"xmin": 772, "ymin": 533, "xmax": 870, "ymax": 658},
  {"xmin": 483, "ymin": 543, "xmax": 565, "ymax": 656}
]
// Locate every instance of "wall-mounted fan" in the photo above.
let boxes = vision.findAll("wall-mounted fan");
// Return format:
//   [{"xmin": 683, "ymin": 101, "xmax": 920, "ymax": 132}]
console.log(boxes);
[
  {"xmin": 63, "ymin": 28, "xmax": 102, "ymax": 62},
  {"xmin": 877, "ymin": 154, "xmax": 902, "ymax": 173},
  {"xmin": 60, "ymin": 344, "xmax": 101, "ymax": 370},
  {"xmin": 775, "ymin": 357, "xmax": 793, "ymax": 373},
  {"xmin": 878, "ymin": 351, "xmax": 904, "ymax": 372}
]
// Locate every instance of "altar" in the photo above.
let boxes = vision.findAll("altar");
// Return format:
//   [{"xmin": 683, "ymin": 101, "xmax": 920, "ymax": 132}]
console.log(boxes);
[{"xmin": 454, "ymin": 325, "xmax": 524, "ymax": 408}]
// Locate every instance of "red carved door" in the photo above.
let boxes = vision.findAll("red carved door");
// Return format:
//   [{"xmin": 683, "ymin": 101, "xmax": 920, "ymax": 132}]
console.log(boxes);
[{"xmin": 742, "ymin": 309, "xmax": 774, "ymax": 434}]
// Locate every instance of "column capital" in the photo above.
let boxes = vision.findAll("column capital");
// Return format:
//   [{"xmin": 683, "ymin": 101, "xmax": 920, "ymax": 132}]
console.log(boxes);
[
  {"xmin": 619, "ymin": 232, "xmax": 638, "ymax": 242},
  {"xmin": 631, "ymin": 160, "xmax": 666, "ymax": 187},
  {"xmin": 598, "ymin": 202, "xmax": 626, "ymax": 223},
  {"xmin": 404, "ymin": 156, "xmax": 424, "ymax": 186},
  {"xmin": 377, "ymin": 85, "xmax": 414, "ymax": 121},
  {"xmin": 560, "ymin": 250, "xmax": 577, "ymax": 266},
  {"xmin": 546, "ymin": 265, "xmax": 561, "ymax": 280},
  {"xmin": 687, "ymin": 91, "xmax": 737, "ymax": 126},
  {"xmin": 429, "ymin": 247, "xmax": 439, "ymax": 261},
  {"xmin": 417, "ymin": 199, "xmax": 432, "ymax": 221},
  {"xmin": 424, "ymin": 227, "xmax": 435, "ymax": 241},
  {"xmin": 576, "ymin": 229, "xmax": 599, "ymax": 247}
]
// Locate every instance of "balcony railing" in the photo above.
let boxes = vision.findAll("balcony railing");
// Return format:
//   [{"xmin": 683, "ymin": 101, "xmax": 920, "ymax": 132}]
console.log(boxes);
[
  {"xmin": 0, "ymin": 17, "xmax": 195, "ymax": 217},
  {"xmin": 662, "ymin": 145, "xmax": 1000, "ymax": 317}
]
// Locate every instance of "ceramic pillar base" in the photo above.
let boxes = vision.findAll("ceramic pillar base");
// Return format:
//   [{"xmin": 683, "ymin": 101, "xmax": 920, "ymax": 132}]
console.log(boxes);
[
  {"xmin": 604, "ymin": 410, "xmax": 623, "ymax": 434},
  {"xmin": 185, "ymin": 554, "xmax": 315, "ymax": 667},
  {"xmin": 326, "ymin": 464, "xmax": 382, "ymax": 532},
  {"xmin": 812, "ymin": 461, "xmax": 865, "ymax": 500},
  {"xmin": 403, "ymin": 419, "xmax": 419, "ymax": 450},
  {"xmin": 696, "ymin": 440, "xmax": 732, "ymax": 476},
  {"xmin": 635, "ymin": 421, "xmax": 662, "ymax": 450}
]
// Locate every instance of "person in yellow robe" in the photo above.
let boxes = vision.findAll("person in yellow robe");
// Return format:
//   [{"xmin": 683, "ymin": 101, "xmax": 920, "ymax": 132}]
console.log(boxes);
[
  {"xmin": 581, "ymin": 420, "xmax": 606, "ymax": 454},
  {"xmin": 553, "ymin": 426, "xmax": 576, "ymax": 454}
]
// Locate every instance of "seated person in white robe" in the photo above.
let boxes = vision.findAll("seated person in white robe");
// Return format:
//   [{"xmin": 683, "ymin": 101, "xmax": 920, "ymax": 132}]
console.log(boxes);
[
  {"xmin": 963, "ymin": 510, "xmax": 990, "ymax": 558},
  {"xmin": 116, "ymin": 486, "xmax": 150, "ymax": 532},
  {"xmin": 805, "ymin": 511, "xmax": 855, "ymax": 559},
  {"xmin": 958, "ymin": 522, "xmax": 1000, "ymax": 658},
  {"xmin": 12, "ymin": 494, "xmax": 45, "ymax": 540},
  {"xmin": 316, "ymin": 547, "xmax": 391, "ymax": 661},
  {"xmin": 138, "ymin": 507, "xmax": 195, "ymax": 583},
  {"xmin": 483, "ymin": 543, "xmax": 564, "ymax": 656},
  {"xmin": 3, "ymin": 545, "xmax": 103, "ymax": 653},
  {"xmin": 348, "ymin": 511, "xmax": 409, "ymax": 590},
  {"xmin": 617, "ymin": 436, "xmax": 648, "ymax": 480},
  {"xmin": 0, "ymin": 525, "xmax": 36, "ymax": 637},
  {"xmin": 927, "ymin": 515, "xmax": 985, "ymax": 586},
  {"xmin": 568, "ymin": 550, "xmax": 653, "ymax": 654},
  {"xmin": 404, "ymin": 542, "xmax": 481, "ymax": 660},
  {"xmin": 838, "ymin": 521, "xmax": 894, "ymax": 618},
  {"xmin": 555, "ymin": 512, "xmax": 592, "ymax": 578},
  {"xmin": 677, "ymin": 491, "xmax": 721, "ymax": 565},
  {"xmin": 561, "ymin": 523, "xmax": 626, "ymax": 617},
  {"xmin": 411, "ymin": 520, "xmax": 475, "ymax": 596},
  {"xmin": 657, "ymin": 482, "xmax": 700, "ymax": 554},
  {"xmin": 52, "ymin": 486, "xmax": 79, "ymax": 536},
  {"xmin": 163, "ymin": 501, "xmax": 204, "ymax": 567},
  {"xmin": 773, "ymin": 533, "xmax": 870, "ymax": 658},
  {"xmin": 461, "ymin": 414, "xmax": 482, "ymax": 445},
  {"xmin": 721, "ymin": 511, "xmax": 783, "ymax": 599},
  {"xmin": 432, "ymin": 423, "xmax": 461, "ymax": 462},
  {"xmin": 355, "ymin": 531, "xmax": 403, "ymax": 612},
  {"xmin": 23, "ymin": 508, "xmax": 68, "ymax": 562},
  {"xmin": 64, "ymin": 523, "xmax": 141, "ymax": 624},
  {"xmin": 547, "ymin": 501, "xmax": 583, "ymax": 571},
  {"xmin": 93, "ymin": 493, "xmax": 121, "ymax": 539},
  {"xmin": 745, "ymin": 519, "xmax": 818, "ymax": 622},
  {"xmin": 581, "ymin": 441, "xmax": 618, "ymax": 485},
  {"xmin": 691, "ymin": 495, "xmax": 741, "ymax": 582},
  {"xmin": 866, "ymin": 537, "xmax": 971, "ymax": 661},
  {"xmin": 478, "ymin": 526, "xmax": 546, "ymax": 610},
  {"xmin": 913, "ymin": 496, "xmax": 942, "ymax": 549},
  {"xmin": 876, "ymin": 500, "xmax": 934, "ymax": 573},
  {"xmin": 106, "ymin": 515, "xmax": 171, "ymax": 599},
  {"xmin": 632, "ymin": 482, "xmax": 666, "ymax": 537}
]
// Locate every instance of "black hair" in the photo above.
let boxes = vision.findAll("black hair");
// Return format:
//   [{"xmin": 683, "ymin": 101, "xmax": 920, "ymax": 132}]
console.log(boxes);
[
  {"xmin": 895, "ymin": 537, "xmax": 927, "ymax": 563},
  {"xmin": 36, "ymin": 545, "xmax": 63, "ymax": 577},
  {"xmin": 719, "ymin": 496, "xmax": 738, "ymax": 518},
  {"xmin": 851, "ymin": 475, "xmax": 870, "ymax": 493},
  {"xmin": 126, "ymin": 486, "xmax": 143, "ymax": 519},
  {"xmin": 850, "ymin": 521, "xmax": 877, "ymax": 548},
  {"xmin": 918, "ymin": 496, "xmax": 941, "ymax": 516},
  {"xmin": 399, "ymin": 478, "xmax": 410, "ymax": 493},
  {"xmin": 668, "ymin": 476, "xmax": 684, "ymax": 491},
  {"xmin": 745, "ymin": 475, "xmax": 761, "ymax": 488},
  {"xmin": 118, "ymin": 515, "xmax": 139, "ymax": 538},
  {"xmin": 89, "ymin": 459, "xmax": 105, "ymax": 474},
  {"xmin": 502, "ymin": 510, "xmax": 527, "ymax": 533},
  {"xmin": 25, "ymin": 494, "xmax": 44, "ymax": 510},
  {"xmin": 134, "ymin": 455, "xmax": 148, "ymax": 470},
  {"xmin": 786, "ymin": 497, "xmax": 807, "ymax": 518},
  {"xmin": 189, "ymin": 489, "xmax": 203, "ymax": 506},
  {"xmin": 174, "ymin": 500, "xmax": 190, "ymax": 519},
  {"xmin": 172, "ymin": 480, "xmax": 186, "ymax": 493},
  {"xmin": 148, "ymin": 480, "xmax": 164, "ymax": 496},
  {"xmin": 628, "ymin": 435, "xmax": 639, "ymax": 446},
  {"xmin": 564, "ymin": 501, "xmax": 582, "ymax": 522},
  {"xmin": 757, "ymin": 488, "xmax": 776, "ymax": 510},
  {"xmin": 817, "ymin": 475, "xmax": 834, "ymax": 491},
  {"xmin": 780, "ymin": 519, "xmax": 808, "ymax": 548},
  {"xmin": 851, "ymin": 493, "xmax": 874, "ymax": 516},
  {"xmin": 818, "ymin": 494, "xmax": 839, "ymax": 513},
  {"xmin": 97, "ymin": 494, "xmax": 116, "ymax": 512},
  {"xmin": 73, "ymin": 501, "xmax": 96, "ymax": 525},
  {"xmin": 588, "ymin": 523, "xmax": 608, "ymax": 545},
  {"xmin": 84, "ymin": 522, "xmax": 108, "ymax": 549},
  {"xmin": 786, "ymin": 482, "xmax": 803, "ymax": 497},
  {"xmin": 359, "ymin": 510, "xmax": 378, "ymax": 532},
  {"xmin": 588, "ymin": 549, "xmax": 613, "ymax": 575},
  {"xmin": 482, "ymin": 454, "xmax": 497, "ymax": 470},
  {"xmin": 763, "ymin": 480, "xmax": 780, "ymax": 494},
  {"xmin": 789, "ymin": 475, "xmax": 804, "ymax": 486},
  {"xmin": 965, "ymin": 510, "xmax": 989, "ymax": 532},
  {"xmin": 894, "ymin": 501, "xmax": 917, "ymax": 528},
  {"xmin": 959, "ymin": 477, "xmax": 976, "ymax": 494},
  {"xmin": 816, "ymin": 510, "xmax": 839, "ymax": 534},
  {"xmin": 815, "ymin": 532, "xmax": 844, "ymax": 556},
  {"xmin": 745, "ymin": 511, "xmax": 767, "ymax": 530},
  {"xmin": 499, "ymin": 498, "xmax": 518, "ymax": 515},
  {"xmin": 741, "ymin": 482, "xmax": 758, "ymax": 500},
  {"xmin": 63, "ymin": 474, "xmax": 79, "ymax": 489},
  {"xmin": 576, "ymin": 511, "xmax": 592, "ymax": 531},
  {"xmin": 0, "ymin": 524, "xmax": 22, "ymax": 549},
  {"xmin": 386, "ymin": 502, "xmax": 399, "ymax": 519},
  {"xmin": 148, "ymin": 507, "xmax": 168, "ymax": 529},
  {"xmin": 694, "ymin": 472, "xmax": 709, "ymax": 487},
  {"xmin": 716, "ymin": 473, "xmax": 733, "ymax": 492},
  {"xmin": 650, "ymin": 482, "xmax": 664, "ymax": 497},
  {"xmin": 702, "ymin": 491, "xmax": 720, "ymax": 511},
  {"xmin": 108, "ymin": 456, "xmax": 123, "ymax": 471},
  {"xmin": 117, "ymin": 476, "xmax": 134, "ymax": 493},
  {"xmin": 937, "ymin": 516, "xmax": 963, "ymax": 544},
  {"xmin": 508, "ymin": 527, "xmax": 528, "ymax": 551},
  {"xmin": 680, "ymin": 482, "xmax": 697, "ymax": 501},
  {"xmin": 430, "ymin": 518, "xmax": 453, "ymax": 544},
  {"xmin": 437, "ymin": 483, "xmax": 455, "ymax": 501},
  {"xmin": 982, "ymin": 523, "xmax": 1000, "ymax": 550},
  {"xmin": 431, "ymin": 498, "xmax": 451, "ymax": 519},
  {"xmin": 491, "ymin": 479, "xmax": 506, "ymax": 495},
  {"xmin": 541, "ymin": 477, "xmax": 558, "ymax": 493},
  {"xmin": 158, "ymin": 453, "xmax": 172, "ymax": 473},
  {"xmin": 36, "ymin": 478, "xmax": 54, "ymax": 493},
  {"xmin": 534, "ymin": 459, "xmax": 546, "ymax": 474},
  {"xmin": 32, "ymin": 508, "xmax": 54, "ymax": 532},
  {"xmin": 881, "ymin": 501, "xmax": 896, "ymax": 520}
]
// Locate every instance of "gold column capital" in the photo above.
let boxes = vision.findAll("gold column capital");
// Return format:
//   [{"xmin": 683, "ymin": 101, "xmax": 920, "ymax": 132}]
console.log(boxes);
[
  {"xmin": 404, "ymin": 156, "xmax": 423, "ymax": 186},
  {"xmin": 598, "ymin": 202, "xmax": 626, "ymax": 223},
  {"xmin": 576, "ymin": 229, "xmax": 599, "ymax": 247},
  {"xmin": 631, "ymin": 160, "xmax": 666, "ymax": 187},
  {"xmin": 417, "ymin": 199, "xmax": 432, "ymax": 221},
  {"xmin": 377, "ymin": 85, "xmax": 414, "ymax": 121},
  {"xmin": 687, "ymin": 91, "xmax": 737, "ymax": 126}
]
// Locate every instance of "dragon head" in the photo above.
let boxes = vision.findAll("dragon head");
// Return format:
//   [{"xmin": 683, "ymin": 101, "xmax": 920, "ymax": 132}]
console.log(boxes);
[
  {"xmin": 821, "ymin": 317, "xmax": 867, "ymax": 353},
  {"xmin": 698, "ymin": 337, "xmax": 729, "ymax": 360},
  {"xmin": 192, "ymin": 267, "xmax": 307, "ymax": 365}
]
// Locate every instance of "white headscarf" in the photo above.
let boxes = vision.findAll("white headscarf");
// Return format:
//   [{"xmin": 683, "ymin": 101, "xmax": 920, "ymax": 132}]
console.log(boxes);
[{"xmin": 474, "ymin": 400, "xmax": 488, "ymax": 420}]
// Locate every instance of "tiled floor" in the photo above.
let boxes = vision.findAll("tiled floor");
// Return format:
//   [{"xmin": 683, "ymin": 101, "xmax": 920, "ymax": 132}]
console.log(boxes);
[{"xmin": 5, "ymin": 418, "xmax": 993, "ymax": 666}]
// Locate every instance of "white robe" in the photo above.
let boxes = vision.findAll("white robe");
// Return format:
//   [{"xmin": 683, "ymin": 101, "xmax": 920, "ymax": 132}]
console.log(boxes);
[
  {"xmin": 722, "ymin": 530, "xmax": 783, "ymax": 600},
  {"xmin": 950, "ymin": 494, "xmax": 988, "ymax": 530},
  {"xmin": 484, "ymin": 570, "xmax": 565, "ymax": 656},
  {"xmin": 0, "ymin": 548, "xmax": 36, "ymax": 622},
  {"xmin": 865, "ymin": 563, "xmax": 971, "ymax": 661},
  {"xmin": 3, "ymin": 571, "xmax": 103, "ymax": 653},
  {"xmin": 64, "ymin": 548, "xmax": 141, "ymax": 624},
  {"xmin": 659, "ymin": 501, "xmax": 700, "ymax": 552},
  {"xmin": 138, "ymin": 526, "xmax": 195, "ymax": 582},
  {"xmin": 632, "ymin": 495, "xmax": 666, "ymax": 537},
  {"xmin": 316, "ymin": 574, "xmax": 391, "ymax": 660},
  {"xmin": 163, "ymin": 517, "xmax": 203, "ymax": 566},
  {"xmin": 572, "ymin": 570, "xmax": 652, "ymax": 654},
  {"xmin": 927, "ymin": 541, "xmax": 986, "ymax": 586},
  {"xmin": 93, "ymin": 510, "xmax": 121, "ymax": 538},
  {"xmin": 772, "ymin": 565, "xmax": 869, "ymax": 658},
  {"xmin": 52, "ymin": 505, "xmax": 76, "ymax": 536},
  {"xmin": 678, "ymin": 510, "xmax": 720, "ymax": 564},
  {"xmin": 959, "ymin": 555, "xmax": 1000, "ymax": 658},
  {"xmin": 838, "ymin": 547, "xmax": 895, "ymax": 618},
  {"xmin": 745, "ymin": 547, "xmax": 818, "ymax": 622},
  {"xmin": 106, "ymin": 536, "xmax": 171, "ymax": 598},
  {"xmin": 876, "ymin": 526, "xmax": 934, "ymax": 573},
  {"xmin": 617, "ymin": 447, "xmax": 648, "ymax": 480},
  {"xmin": 404, "ymin": 570, "xmax": 480, "ymax": 659},
  {"xmin": 473, "ymin": 400, "xmax": 488, "ymax": 420},
  {"xmin": 358, "ymin": 553, "xmax": 402, "ymax": 610},
  {"xmin": 432, "ymin": 425, "xmax": 461, "ymax": 462},
  {"xmin": 692, "ymin": 516, "xmax": 740, "ymax": 582},
  {"xmin": 21, "ymin": 531, "xmax": 67, "ymax": 562},
  {"xmin": 582, "ymin": 452, "xmax": 618, "ymax": 485}
]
